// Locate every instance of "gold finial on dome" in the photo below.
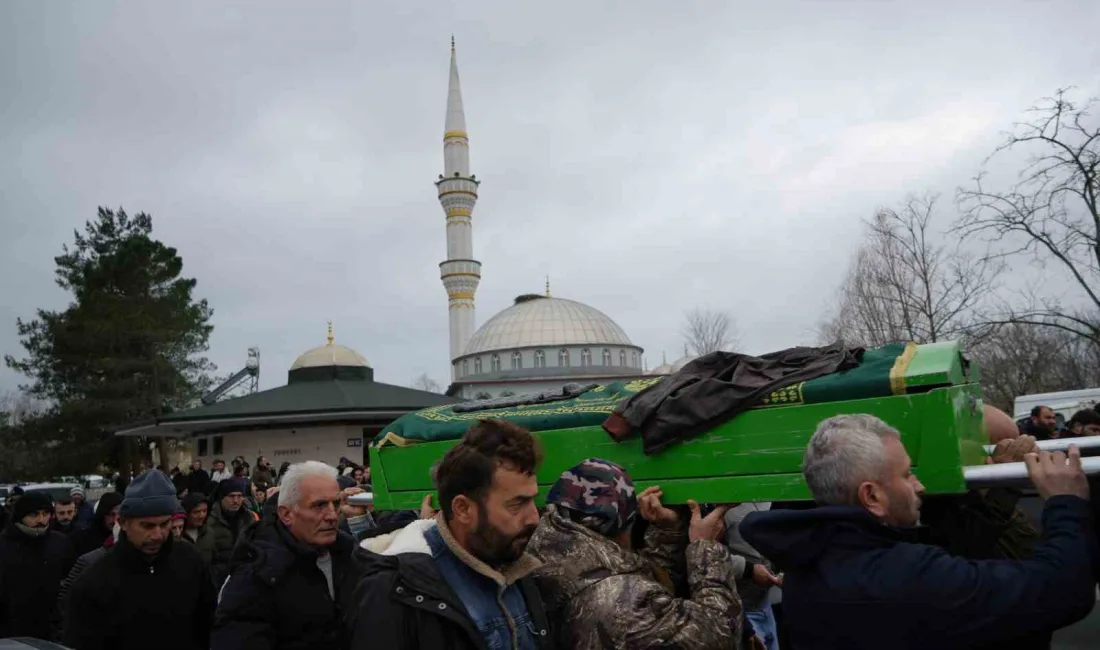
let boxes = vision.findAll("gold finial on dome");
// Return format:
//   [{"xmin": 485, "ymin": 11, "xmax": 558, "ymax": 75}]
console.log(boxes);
[
  {"xmin": 545, "ymin": 276, "xmax": 551, "ymax": 298},
  {"xmin": 327, "ymin": 321, "xmax": 334, "ymax": 346}
]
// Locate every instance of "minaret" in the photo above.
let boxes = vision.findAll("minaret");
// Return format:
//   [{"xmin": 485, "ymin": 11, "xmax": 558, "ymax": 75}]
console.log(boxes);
[{"xmin": 437, "ymin": 37, "xmax": 481, "ymax": 376}]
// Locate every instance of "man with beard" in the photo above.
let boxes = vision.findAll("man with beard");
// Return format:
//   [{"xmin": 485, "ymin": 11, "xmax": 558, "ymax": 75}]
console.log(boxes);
[
  {"xmin": 741, "ymin": 414, "xmax": 1099, "ymax": 649},
  {"xmin": 213, "ymin": 461, "xmax": 363, "ymax": 650},
  {"xmin": 197, "ymin": 477, "xmax": 254, "ymax": 588},
  {"xmin": 0, "ymin": 491, "xmax": 74, "ymax": 639},
  {"xmin": 350, "ymin": 419, "xmax": 555, "ymax": 649},
  {"xmin": 1022, "ymin": 405, "xmax": 1059, "ymax": 440},
  {"xmin": 65, "ymin": 469, "xmax": 216, "ymax": 650},
  {"xmin": 51, "ymin": 497, "xmax": 79, "ymax": 536}
]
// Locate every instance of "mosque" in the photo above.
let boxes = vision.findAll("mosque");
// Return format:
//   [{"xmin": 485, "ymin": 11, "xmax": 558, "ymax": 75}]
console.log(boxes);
[
  {"xmin": 436, "ymin": 41, "xmax": 665, "ymax": 399},
  {"xmin": 116, "ymin": 42, "xmax": 684, "ymax": 468}
]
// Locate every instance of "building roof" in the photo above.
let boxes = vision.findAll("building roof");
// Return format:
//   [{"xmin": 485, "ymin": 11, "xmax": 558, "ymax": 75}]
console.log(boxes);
[
  {"xmin": 116, "ymin": 379, "xmax": 455, "ymax": 437},
  {"xmin": 462, "ymin": 295, "xmax": 639, "ymax": 358}
]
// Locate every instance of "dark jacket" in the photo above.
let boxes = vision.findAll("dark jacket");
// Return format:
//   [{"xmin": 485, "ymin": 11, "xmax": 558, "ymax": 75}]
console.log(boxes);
[
  {"xmin": 69, "ymin": 491, "xmax": 123, "ymax": 558},
  {"xmin": 58, "ymin": 546, "xmax": 110, "ymax": 640},
  {"xmin": 186, "ymin": 469, "xmax": 211, "ymax": 495},
  {"xmin": 72, "ymin": 501, "xmax": 95, "ymax": 530},
  {"xmin": 741, "ymin": 497, "xmax": 1099, "ymax": 650},
  {"xmin": 196, "ymin": 500, "xmax": 253, "ymax": 588},
  {"xmin": 65, "ymin": 533, "xmax": 216, "ymax": 650},
  {"xmin": 604, "ymin": 342, "xmax": 862, "ymax": 454},
  {"xmin": 0, "ymin": 523, "xmax": 74, "ymax": 639},
  {"xmin": 350, "ymin": 518, "xmax": 555, "ymax": 650},
  {"xmin": 212, "ymin": 520, "xmax": 360, "ymax": 650}
]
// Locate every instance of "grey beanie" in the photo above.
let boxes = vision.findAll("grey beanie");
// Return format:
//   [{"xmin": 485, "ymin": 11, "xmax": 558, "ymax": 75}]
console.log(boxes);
[{"xmin": 120, "ymin": 470, "xmax": 180, "ymax": 518}]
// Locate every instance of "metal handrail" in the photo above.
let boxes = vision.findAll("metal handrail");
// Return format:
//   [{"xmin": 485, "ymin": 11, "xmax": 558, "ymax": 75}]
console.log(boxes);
[
  {"xmin": 963, "ymin": 456, "xmax": 1100, "ymax": 488},
  {"xmin": 982, "ymin": 434, "xmax": 1100, "ymax": 455}
]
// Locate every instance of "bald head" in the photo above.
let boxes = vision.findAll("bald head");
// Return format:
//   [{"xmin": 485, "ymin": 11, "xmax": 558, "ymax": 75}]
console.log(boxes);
[{"xmin": 984, "ymin": 404, "xmax": 1019, "ymax": 444}]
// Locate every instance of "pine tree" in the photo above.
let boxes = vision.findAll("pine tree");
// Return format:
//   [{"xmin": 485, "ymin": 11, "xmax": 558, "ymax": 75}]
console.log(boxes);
[{"xmin": 5, "ymin": 208, "xmax": 215, "ymax": 473}]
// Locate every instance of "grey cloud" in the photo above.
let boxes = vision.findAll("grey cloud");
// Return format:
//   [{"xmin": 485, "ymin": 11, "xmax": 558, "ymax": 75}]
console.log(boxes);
[{"xmin": 2, "ymin": 1, "xmax": 1099, "ymax": 393}]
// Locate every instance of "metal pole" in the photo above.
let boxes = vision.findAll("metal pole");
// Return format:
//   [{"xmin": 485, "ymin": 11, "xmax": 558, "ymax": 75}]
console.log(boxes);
[
  {"xmin": 347, "ymin": 492, "xmax": 374, "ymax": 506},
  {"xmin": 963, "ymin": 456, "xmax": 1100, "ymax": 488},
  {"xmin": 982, "ymin": 435, "xmax": 1100, "ymax": 455}
]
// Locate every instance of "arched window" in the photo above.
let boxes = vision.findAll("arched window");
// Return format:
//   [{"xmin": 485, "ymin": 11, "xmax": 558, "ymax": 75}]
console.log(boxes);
[
  {"xmin": 619, "ymin": 350, "xmax": 627, "ymax": 367},
  {"xmin": 461, "ymin": 360, "xmax": 468, "ymax": 377},
  {"xmin": 581, "ymin": 348, "xmax": 592, "ymax": 367},
  {"xmin": 632, "ymin": 352, "xmax": 639, "ymax": 368},
  {"xmin": 511, "ymin": 351, "xmax": 522, "ymax": 370},
  {"xmin": 490, "ymin": 353, "xmax": 501, "ymax": 372},
  {"xmin": 534, "ymin": 350, "xmax": 546, "ymax": 368},
  {"xmin": 474, "ymin": 357, "xmax": 483, "ymax": 374},
  {"xmin": 558, "ymin": 349, "xmax": 570, "ymax": 368},
  {"xmin": 602, "ymin": 349, "xmax": 612, "ymax": 366}
]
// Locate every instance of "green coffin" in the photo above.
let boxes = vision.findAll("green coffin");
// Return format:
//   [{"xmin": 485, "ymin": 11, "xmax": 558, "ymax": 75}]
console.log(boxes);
[{"xmin": 369, "ymin": 341, "xmax": 988, "ymax": 509}]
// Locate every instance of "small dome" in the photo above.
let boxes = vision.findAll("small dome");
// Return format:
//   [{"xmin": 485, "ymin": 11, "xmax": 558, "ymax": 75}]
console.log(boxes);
[
  {"xmin": 290, "ymin": 343, "xmax": 370, "ymax": 370},
  {"xmin": 670, "ymin": 354, "xmax": 696, "ymax": 373},
  {"xmin": 462, "ymin": 296, "xmax": 637, "ymax": 357},
  {"xmin": 649, "ymin": 363, "xmax": 673, "ymax": 376}
]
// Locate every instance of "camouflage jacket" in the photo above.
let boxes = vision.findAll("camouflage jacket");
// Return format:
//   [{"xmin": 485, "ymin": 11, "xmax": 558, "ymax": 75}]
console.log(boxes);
[{"xmin": 527, "ymin": 505, "xmax": 742, "ymax": 650}]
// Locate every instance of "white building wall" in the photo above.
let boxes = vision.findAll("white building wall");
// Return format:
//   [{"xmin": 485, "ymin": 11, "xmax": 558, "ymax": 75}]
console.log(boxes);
[{"xmin": 191, "ymin": 424, "xmax": 376, "ymax": 469}]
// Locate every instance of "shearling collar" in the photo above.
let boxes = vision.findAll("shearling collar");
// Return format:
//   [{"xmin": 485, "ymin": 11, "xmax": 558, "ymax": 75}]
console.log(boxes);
[{"xmin": 432, "ymin": 512, "xmax": 541, "ymax": 588}]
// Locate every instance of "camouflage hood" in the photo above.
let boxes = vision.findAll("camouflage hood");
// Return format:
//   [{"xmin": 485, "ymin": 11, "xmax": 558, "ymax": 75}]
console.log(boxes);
[{"xmin": 527, "ymin": 504, "xmax": 651, "ymax": 610}]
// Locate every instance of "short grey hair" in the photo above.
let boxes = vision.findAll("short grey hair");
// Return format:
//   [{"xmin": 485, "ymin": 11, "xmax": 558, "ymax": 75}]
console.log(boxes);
[
  {"xmin": 279, "ymin": 461, "xmax": 338, "ymax": 509},
  {"xmin": 802, "ymin": 415, "xmax": 900, "ymax": 506}
]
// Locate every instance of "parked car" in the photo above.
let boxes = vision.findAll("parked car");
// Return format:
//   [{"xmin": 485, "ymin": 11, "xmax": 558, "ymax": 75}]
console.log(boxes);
[{"xmin": 21, "ymin": 482, "xmax": 82, "ymax": 503}]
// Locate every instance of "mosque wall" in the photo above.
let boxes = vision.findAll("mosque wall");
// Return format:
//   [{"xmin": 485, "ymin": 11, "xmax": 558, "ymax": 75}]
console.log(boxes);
[{"xmin": 191, "ymin": 423, "xmax": 380, "ymax": 470}]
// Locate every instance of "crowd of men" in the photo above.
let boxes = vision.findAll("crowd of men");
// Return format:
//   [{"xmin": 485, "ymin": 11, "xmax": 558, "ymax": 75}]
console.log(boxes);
[{"xmin": 0, "ymin": 402, "xmax": 1098, "ymax": 649}]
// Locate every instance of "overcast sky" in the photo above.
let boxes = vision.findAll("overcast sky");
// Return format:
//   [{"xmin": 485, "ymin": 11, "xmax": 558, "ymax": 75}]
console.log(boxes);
[{"xmin": 2, "ymin": 1, "xmax": 1098, "ymax": 394}]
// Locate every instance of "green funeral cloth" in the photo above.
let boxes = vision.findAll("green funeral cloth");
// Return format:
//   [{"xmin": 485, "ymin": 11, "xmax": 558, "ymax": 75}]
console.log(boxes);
[{"xmin": 378, "ymin": 343, "xmax": 915, "ymax": 446}]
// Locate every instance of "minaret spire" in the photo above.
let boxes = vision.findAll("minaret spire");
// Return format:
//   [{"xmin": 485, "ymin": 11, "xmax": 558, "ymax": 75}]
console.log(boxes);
[{"xmin": 437, "ymin": 38, "xmax": 481, "ymax": 377}]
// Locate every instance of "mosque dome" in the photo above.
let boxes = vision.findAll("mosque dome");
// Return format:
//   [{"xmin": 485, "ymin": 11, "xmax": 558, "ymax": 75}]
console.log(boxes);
[
  {"xmin": 290, "ymin": 344, "xmax": 370, "ymax": 370},
  {"xmin": 669, "ymin": 354, "xmax": 696, "ymax": 373},
  {"xmin": 462, "ymin": 295, "xmax": 637, "ymax": 356},
  {"xmin": 649, "ymin": 362, "xmax": 674, "ymax": 376},
  {"xmin": 288, "ymin": 324, "xmax": 372, "ymax": 383}
]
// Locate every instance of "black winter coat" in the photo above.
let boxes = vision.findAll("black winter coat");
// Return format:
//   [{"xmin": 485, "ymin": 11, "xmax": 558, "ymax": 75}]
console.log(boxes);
[
  {"xmin": 742, "ymin": 497, "xmax": 1099, "ymax": 650},
  {"xmin": 349, "ymin": 530, "xmax": 555, "ymax": 650},
  {"xmin": 0, "ymin": 524, "xmax": 73, "ymax": 639},
  {"xmin": 212, "ymin": 520, "xmax": 362, "ymax": 650},
  {"xmin": 64, "ymin": 533, "xmax": 216, "ymax": 650}
]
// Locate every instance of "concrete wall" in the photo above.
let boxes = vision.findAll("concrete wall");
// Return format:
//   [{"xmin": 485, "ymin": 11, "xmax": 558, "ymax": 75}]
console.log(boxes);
[{"xmin": 191, "ymin": 424, "xmax": 380, "ymax": 469}]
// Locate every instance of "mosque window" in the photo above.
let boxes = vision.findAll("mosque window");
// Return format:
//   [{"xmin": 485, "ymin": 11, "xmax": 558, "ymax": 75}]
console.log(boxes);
[
  {"xmin": 632, "ymin": 352, "xmax": 639, "ymax": 368},
  {"xmin": 581, "ymin": 348, "xmax": 592, "ymax": 367},
  {"xmin": 474, "ymin": 357, "xmax": 483, "ymax": 374},
  {"xmin": 491, "ymin": 354, "xmax": 501, "ymax": 372},
  {"xmin": 559, "ymin": 349, "xmax": 571, "ymax": 367},
  {"xmin": 461, "ymin": 360, "xmax": 469, "ymax": 377},
  {"xmin": 511, "ymin": 351, "xmax": 523, "ymax": 370},
  {"xmin": 619, "ymin": 350, "xmax": 627, "ymax": 366},
  {"xmin": 602, "ymin": 349, "xmax": 612, "ymax": 366},
  {"xmin": 534, "ymin": 350, "xmax": 546, "ymax": 368}
]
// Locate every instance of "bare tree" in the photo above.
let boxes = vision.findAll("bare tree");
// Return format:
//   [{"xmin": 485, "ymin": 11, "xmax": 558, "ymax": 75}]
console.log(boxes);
[
  {"xmin": 0, "ymin": 390, "xmax": 45, "ymax": 427},
  {"xmin": 682, "ymin": 308, "xmax": 740, "ymax": 356},
  {"xmin": 970, "ymin": 322, "xmax": 1100, "ymax": 413},
  {"xmin": 409, "ymin": 373, "xmax": 442, "ymax": 393},
  {"xmin": 956, "ymin": 89, "xmax": 1100, "ymax": 347},
  {"xmin": 820, "ymin": 195, "xmax": 1001, "ymax": 347}
]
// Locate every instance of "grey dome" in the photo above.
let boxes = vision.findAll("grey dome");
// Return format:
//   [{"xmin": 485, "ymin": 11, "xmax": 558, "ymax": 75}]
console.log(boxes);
[{"xmin": 463, "ymin": 296, "xmax": 636, "ymax": 356}]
